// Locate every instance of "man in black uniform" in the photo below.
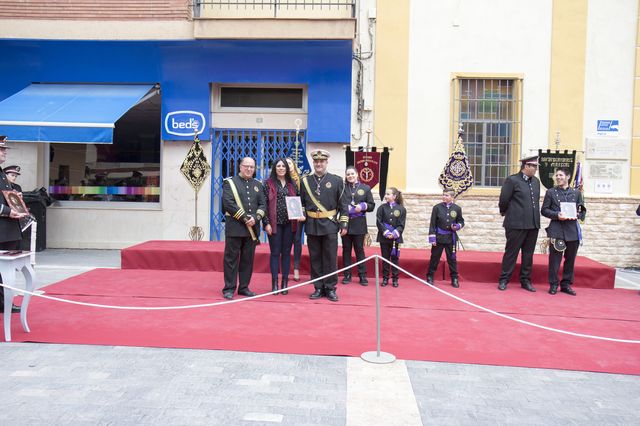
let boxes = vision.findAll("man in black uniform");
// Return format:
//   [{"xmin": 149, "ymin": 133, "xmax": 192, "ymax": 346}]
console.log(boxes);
[
  {"xmin": 541, "ymin": 167, "xmax": 586, "ymax": 296},
  {"xmin": 426, "ymin": 188, "xmax": 465, "ymax": 287},
  {"xmin": 498, "ymin": 155, "xmax": 541, "ymax": 292},
  {"xmin": 300, "ymin": 149, "xmax": 349, "ymax": 302},
  {"xmin": 0, "ymin": 137, "xmax": 28, "ymax": 313},
  {"xmin": 221, "ymin": 157, "xmax": 266, "ymax": 300}
]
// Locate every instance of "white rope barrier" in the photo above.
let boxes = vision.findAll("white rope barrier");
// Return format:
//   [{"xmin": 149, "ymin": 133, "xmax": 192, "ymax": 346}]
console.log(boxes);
[
  {"xmin": 374, "ymin": 256, "xmax": 640, "ymax": 344},
  {"xmin": 0, "ymin": 255, "xmax": 376, "ymax": 311},
  {"xmin": 2, "ymin": 254, "xmax": 639, "ymax": 344}
]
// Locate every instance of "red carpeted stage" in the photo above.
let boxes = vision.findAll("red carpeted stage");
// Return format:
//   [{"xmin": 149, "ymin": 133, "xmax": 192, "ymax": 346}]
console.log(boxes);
[{"xmin": 4, "ymin": 241, "xmax": 639, "ymax": 375}]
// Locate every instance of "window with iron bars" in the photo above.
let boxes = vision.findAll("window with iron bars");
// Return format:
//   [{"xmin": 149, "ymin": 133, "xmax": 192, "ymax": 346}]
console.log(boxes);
[{"xmin": 452, "ymin": 77, "xmax": 522, "ymax": 187}]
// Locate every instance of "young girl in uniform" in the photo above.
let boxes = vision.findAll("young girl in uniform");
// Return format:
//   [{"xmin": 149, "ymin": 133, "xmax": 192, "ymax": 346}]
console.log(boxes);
[{"xmin": 376, "ymin": 187, "xmax": 406, "ymax": 287}]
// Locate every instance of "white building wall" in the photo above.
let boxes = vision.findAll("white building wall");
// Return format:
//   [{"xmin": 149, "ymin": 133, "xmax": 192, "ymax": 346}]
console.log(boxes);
[
  {"xmin": 406, "ymin": 0, "xmax": 553, "ymax": 193},
  {"xmin": 582, "ymin": 0, "xmax": 638, "ymax": 197}
]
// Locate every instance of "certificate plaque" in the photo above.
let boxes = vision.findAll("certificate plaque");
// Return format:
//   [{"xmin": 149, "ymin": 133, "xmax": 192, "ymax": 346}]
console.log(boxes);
[
  {"xmin": 285, "ymin": 196, "xmax": 304, "ymax": 220},
  {"xmin": 2, "ymin": 190, "xmax": 29, "ymax": 215},
  {"xmin": 560, "ymin": 202, "xmax": 577, "ymax": 219}
]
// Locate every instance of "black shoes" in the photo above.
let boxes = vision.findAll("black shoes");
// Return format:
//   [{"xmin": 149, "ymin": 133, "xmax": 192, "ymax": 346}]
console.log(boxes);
[
  {"xmin": 223, "ymin": 292, "xmax": 233, "ymax": 300},
  {"xmin": 271, "ymin": 278, "xmax": 279, "ymax": 295},
  {"xmin": 309, "ymin": 289, "xmax": 323, "ymax": 299},
  {"xmin": 342, "ymin": 274, "xmax": 352, "ymax": 284},
  {"xmin": 451, "ymin": 278, "xmax": 459, "ymax": 288},
  {"xmin": 238, "ymin": 289, "xmax": 256, "ymax": 297},
  {"xmin": 381, "ymin": 277, "xmax": 389, "ymax": 287},
  {"xmin": 498, "ymin": 281, "xmax": 507, "ymax": 291},
  {"xmin": 520, "ymin": 281, "xmax": 536, "ymax": 292},
  {"xmin": 426, "ymin": 275, "xmax": 434, "ymax": 285},
  {"xmin": 326, "ymin": 290, "xmax": 339, "ymax": 302},
  {"xmin": 359, "ymin": 274, "xmax": 369, "ymax": 286},
  {"xmin": 549, "ymin": 284, "xmax": 558, "ymax": 295},
  {"xmin": 0, "ymin": 304, "xmax": 21, "ymax": 313},
  {"xmin": 392, "ymin": 278, "xmax": 399, "ymax": 288},
  {"xmin": 560, "ymin": 286, "xmax": 576, "ymax": 296},
  {"xmin": 281, "ymin": 278, "xmax": 289, "ymax": 295}
]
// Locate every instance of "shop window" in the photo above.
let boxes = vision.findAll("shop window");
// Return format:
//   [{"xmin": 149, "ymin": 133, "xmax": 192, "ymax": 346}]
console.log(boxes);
[
  {"xmin": 452, "ymin": 76, "xmax": 522, "ymax": 187},
  {"xmin": 48, "ymin": 94, "xmax": 161, "ymax": 203},
  {"xmin": 219, "ymin": 86, "xmax": 304, "ymax": 109}
]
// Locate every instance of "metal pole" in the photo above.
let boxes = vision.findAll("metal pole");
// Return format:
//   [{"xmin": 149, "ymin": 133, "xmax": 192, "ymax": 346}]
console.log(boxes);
[{"xmin": 361, "ymin": 256, "xmax": 396, "ymax": 364}]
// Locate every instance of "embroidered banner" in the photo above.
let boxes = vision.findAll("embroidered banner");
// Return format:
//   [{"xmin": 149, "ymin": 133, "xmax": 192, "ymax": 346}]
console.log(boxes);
[
  {"xmin": 538, "ymin": 149, "xmax": 576, "ymax": 189},
  {"xmin": 354, "ymin": 150, "xmax": 381, "ymax": 189}
]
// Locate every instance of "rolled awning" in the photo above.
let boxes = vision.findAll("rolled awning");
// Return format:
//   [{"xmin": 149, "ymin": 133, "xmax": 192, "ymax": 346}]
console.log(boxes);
[{"xmin": 0, "ymin": 83, "xmax": 155, "ymax": 144}]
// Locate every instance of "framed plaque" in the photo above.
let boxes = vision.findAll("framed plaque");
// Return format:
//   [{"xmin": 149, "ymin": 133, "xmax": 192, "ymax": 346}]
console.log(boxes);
[
  {"xmin": 2, "ymin": 190, "xmax": 28, "ymax": 215},
  {"xmin": 560, "ymin": 202, "xmax": 577, "ymax": 219},
  {"xmin": 285, "ymin": 196, "xmax": 304, "ymax": 220}
]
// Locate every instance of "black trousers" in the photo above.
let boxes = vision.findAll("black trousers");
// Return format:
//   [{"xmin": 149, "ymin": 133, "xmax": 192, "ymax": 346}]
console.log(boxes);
[
  {"xmin": 307, "ymin": 233, "xmax": 338, "ymax": 291},
  {"xmin": 499, "ymin": 228, "xmax": 539, "ymax": 283},
  {"xmin": 341, "ymin": 233, "xmax": 366, "ymax": 276},
  {"xmin": 222, "ymin": 236, "xmax": 257, "ymax": 294},
  {"xmin": 0, "ymin": 240, "xmax": 21, "ymax": 305},
  {"xmin": 379, "ymin": 241, "xmax": 399, "ymax": 279},
  {"xmin": 427, "ymin": 243, "xmax": 458, "ymax": 278},
  {"xmin": 548, "ymin": 240, "xmax": 579, "ymax": 287}
]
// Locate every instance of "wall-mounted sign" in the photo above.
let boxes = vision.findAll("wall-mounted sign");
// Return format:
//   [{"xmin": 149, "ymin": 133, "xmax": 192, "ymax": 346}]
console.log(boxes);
[
  {"xmin": 588, "ymin": 160, "xmax": 623, "ymax": 180},
  {"xmin": 593, "ymin": 180, "xmax": 613, "ymax": 194},
  {"xmin": 585, "ymin": 138, "xmax": 629, "ymax": 160},
  {"xmin": 596, "ymin": 119, "xmax": 619, "ymax": 136},
  {"xmin": 164, "ymin": 111, "xmax": 206, "ymax": 137}
]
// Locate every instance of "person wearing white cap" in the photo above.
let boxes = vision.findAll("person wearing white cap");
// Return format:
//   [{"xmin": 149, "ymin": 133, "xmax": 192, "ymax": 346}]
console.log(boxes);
[
  {"xmin": 497, "ymin": 155, "xmax": 541, "ymax": 292},
  {"xmin": 0, "ymin": 136, "xmax": 29, "ymax": 313},
  {"xmin": 300, "ymin": 149, "xmax": 349, "ymax": 302}
]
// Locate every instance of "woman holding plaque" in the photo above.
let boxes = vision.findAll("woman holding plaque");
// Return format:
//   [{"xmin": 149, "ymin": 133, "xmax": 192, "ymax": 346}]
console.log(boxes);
[
  {"xmin": 263, "ymin": 158, "xmax": 298, "ymax": 295},
  {"xmin": 341, "ymin": 166, "xmax": 375, "ymax": 285},
  {"xmin": 541, "ymin": 167, "xmax": 586, "ymax": 296}
]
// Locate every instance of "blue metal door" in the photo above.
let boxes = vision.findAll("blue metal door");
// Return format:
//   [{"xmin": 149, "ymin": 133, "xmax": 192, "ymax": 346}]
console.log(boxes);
[{"xmin": 210, "ymin": 128, "xmax": 307, "ymax": 241}]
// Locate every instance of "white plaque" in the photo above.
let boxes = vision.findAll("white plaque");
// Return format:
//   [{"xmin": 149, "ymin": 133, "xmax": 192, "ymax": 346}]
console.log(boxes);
[
  {"xmin": 560, "ymin": 202, "xmax": 577, "ymax": 219},
  {"xmin": 588, "ymin": 161, "xmax": 623, "ymax": 179},
  {"xmin": 585, "ymin": 138, "xmax": 629, "ymax": 160},
  {"xmin": 285, "ymin": 196, "xmax": 304, "ymax": 220}
]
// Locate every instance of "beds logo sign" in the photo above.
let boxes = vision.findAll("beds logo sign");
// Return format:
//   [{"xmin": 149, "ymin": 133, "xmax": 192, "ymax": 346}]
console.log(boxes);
[
  {"xmin": 596, "ymin": 120, "xmax": 619, "ymax": 135},
  {"xmin": 165, "ymin": 111, "xmax": 206, "ymax": 136}
]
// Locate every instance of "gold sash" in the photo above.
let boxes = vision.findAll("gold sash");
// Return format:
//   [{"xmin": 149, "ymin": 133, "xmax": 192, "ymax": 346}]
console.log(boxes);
[{"xmin": 302, "ymin": 176, "xmax": 336, "ymax": 221}]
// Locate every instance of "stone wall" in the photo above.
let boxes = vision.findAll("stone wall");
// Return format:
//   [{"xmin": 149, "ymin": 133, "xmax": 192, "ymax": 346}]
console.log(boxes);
[{"xmin": 368, "ymin": 193, "xmax": 640, "ymax": 268}]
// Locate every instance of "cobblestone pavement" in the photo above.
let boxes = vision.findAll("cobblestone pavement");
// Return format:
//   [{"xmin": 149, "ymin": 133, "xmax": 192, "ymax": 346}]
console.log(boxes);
[{"xmin": 0, "ymin": 249, "xmax": 637, "ymax": 425}]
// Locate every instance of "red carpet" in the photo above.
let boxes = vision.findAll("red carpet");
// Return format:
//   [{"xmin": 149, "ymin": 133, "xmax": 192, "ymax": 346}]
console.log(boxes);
[
  {"xmin": 122, "ymin": 241, "xmax": 616, "ymax": 289},
  {"xmin": 4, "ymin": 267, "xmax": 639, "ymax": 375}
]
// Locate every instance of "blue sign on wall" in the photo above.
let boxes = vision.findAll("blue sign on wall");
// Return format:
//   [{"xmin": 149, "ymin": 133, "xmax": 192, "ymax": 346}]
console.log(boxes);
[{"xmin": 0, "ymin": 39, "xmax": 352, "ymax": 143}]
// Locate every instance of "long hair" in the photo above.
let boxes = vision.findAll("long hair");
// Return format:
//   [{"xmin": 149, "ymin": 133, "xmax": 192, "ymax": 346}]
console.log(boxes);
[
  {"xmin": 285, "ymin": 157, "xmax": 301, "ymax": 190},
  {"xmin": 388, "ymin": 187, "xmax": 403, "ymax": 205},
  {"xmin": 344, "ymin": 165, "xmax": 358, "ymax": 185},
  {"xmin": 269, "ymin": 158, "xmax": 292, "ymax": 185}
]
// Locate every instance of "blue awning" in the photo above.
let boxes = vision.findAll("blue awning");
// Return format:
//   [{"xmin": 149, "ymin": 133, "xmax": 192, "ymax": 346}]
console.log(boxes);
[{"xmin": 0, "ymin": 83, "xmax": 155, "ymax": 144}]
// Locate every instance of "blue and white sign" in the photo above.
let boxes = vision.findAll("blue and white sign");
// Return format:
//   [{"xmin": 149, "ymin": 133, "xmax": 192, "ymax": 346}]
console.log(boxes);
[
  {"xmin": 164, "ymin": 110, "xmax": 206, "ymax": 137},
  {"xmin": 596, "ymin": 120, "xmax": 619, "ymax": 136}
]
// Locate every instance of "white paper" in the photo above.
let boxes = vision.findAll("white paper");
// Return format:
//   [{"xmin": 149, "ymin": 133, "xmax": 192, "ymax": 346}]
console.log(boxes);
[{"xmin": 560, "ymin": 202, "xmax": 577, "ymax": 219}]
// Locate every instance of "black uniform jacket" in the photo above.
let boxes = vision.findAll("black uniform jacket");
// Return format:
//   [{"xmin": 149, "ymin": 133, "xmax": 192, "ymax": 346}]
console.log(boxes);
[
  {"xmin": 428, "ymin": 203, "xmax": 464, "ymax": 245},
  {"xmin": 345, "ymin": 182, "xmax": 375, "ymax": 235},
  {"xmin": 0, "ymin": 170, "xmax": 22, "ymax": 243},
  {"xmin": 222, "ymin": 175, "xmax": 266, "ymax": 238},
  {"xmin": 300, "ymin": 172, "xmax": 349, "ymax": 236},
  {"xmin": 498, "ymin": 172, "xmax": 541, "ymax": 230},
  {"xmin": 541, "ymin": 186, "xmax": 586, "ymax": 242},
  {"xmin": 376, "ymin": 202, "xmax": 406, "ymax": 244}
]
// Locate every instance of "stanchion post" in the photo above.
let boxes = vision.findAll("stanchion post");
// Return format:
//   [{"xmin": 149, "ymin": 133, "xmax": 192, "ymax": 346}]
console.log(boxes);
[{"xmin": 361, "ymin": 255, "xmax": 396, "ymax": 364}]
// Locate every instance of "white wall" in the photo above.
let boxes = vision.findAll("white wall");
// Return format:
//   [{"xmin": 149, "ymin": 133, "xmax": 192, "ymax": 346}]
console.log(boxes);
[
  {"xmin": 406, "ymin": 0, "xmax": 553, "ymax": 193},
  {"xmin": 582, "ymin": 0, "xmax": 638, "ymax": 197},
  {"xmin": 47, "ymin": 141, "xmax": 212, "ymax": 248}
]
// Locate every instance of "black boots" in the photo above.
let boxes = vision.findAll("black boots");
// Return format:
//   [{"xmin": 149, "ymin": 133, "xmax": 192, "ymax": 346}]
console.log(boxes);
[
  {"xmin": 359, "ymin": 274, "xmax": 369, "ymax": 286},
  {"xmin": 426, "ymin": 274, "xmax": 434, "ymax": 284},
  {"xmin": 549, "ymin": 284, "xmax": 558, "ymax": 295},
  {"xmin": 451, "ymin": 277, "xmax": 459, "ymax": 288},
  {"xmin": 281, "ymin": 277, "xmax": 289, "ymax": 295},
  {"xmin": 272, "ymin": 278, "xmax": 279, "ymax": 295},
  {"xmin": 381, "ymin": 277, "xmax": 388, "ymax": 287},
  {"xmin": 342, "ymin": 273, "xmax": 352, "ymax": 284},
  {"xmin": 392, "ymin": 278, "xmax": 399, "ymax": 287}
]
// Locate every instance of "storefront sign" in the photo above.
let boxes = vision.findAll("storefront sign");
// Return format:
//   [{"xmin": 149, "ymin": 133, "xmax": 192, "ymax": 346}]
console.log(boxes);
[{"xmin": 165, "ymin": 111, "xmax": 206, "ymax": 137}]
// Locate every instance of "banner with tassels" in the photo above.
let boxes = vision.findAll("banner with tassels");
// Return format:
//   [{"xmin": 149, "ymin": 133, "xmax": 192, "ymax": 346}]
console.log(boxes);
[
  {"xmin": 438, "ymin": 132, "xmax": 473, "ymax": 197},
  {"xmin": 285, "ymin": 134, "xmax": 311, "ymax": 176}
]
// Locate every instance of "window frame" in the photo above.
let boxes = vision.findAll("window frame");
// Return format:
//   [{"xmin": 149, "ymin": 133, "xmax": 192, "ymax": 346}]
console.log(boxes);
[
  {"xmin": 450, "ymin": 73, "xmax": 523, "ymax": 189},
  {"xmin": 212, "ymin": 83, "xmax": 308, "ymax": 113}
]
